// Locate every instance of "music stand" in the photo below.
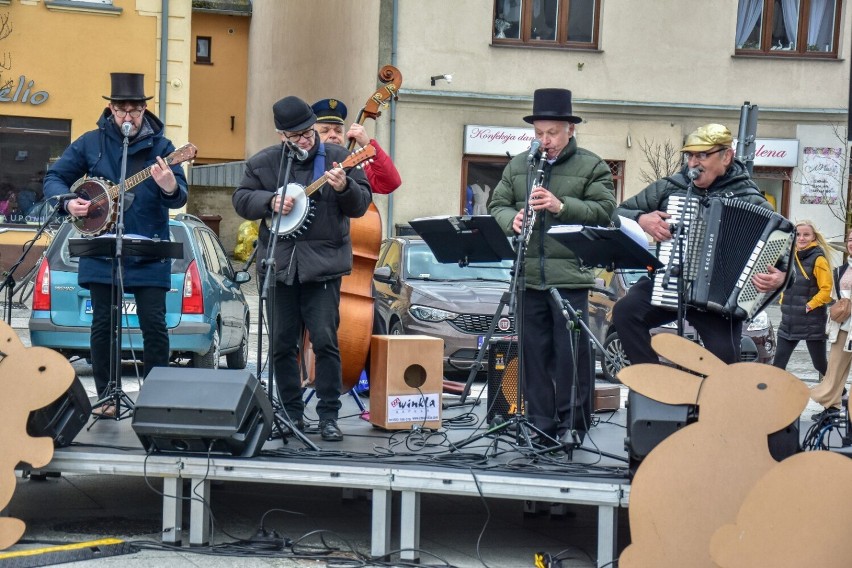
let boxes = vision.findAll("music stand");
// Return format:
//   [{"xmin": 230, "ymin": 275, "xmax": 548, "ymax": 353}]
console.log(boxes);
[
  {"xmin": 70, "ymin": 237, "xmax": 183, "ymax": 425},
  {"xmin": 409, "ymin": 215, "xmax": 515, "ymax": 407}
]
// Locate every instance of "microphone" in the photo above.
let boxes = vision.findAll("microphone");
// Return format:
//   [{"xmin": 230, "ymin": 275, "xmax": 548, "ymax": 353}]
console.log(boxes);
[
  {"xmin": 121, "ymin": 122, "xmax": 133, "ymax": 137},
  {"xmin": 51, "ymin": 193, "xmax": 77, "ymax": 202},
  {"xmin": 285, "ymin": 140, "xmax": 309, "ymax": 161},
  {"xmin": 686, "ymin": 167, "xmax": 702, "ymax": 181},
  {"xmin": 549, "ymin": 288, "xmax": 573, "ymax": 329},
  {"xmin": 527, "ymin": 140, "xmax": 541, "ymax": 163}
]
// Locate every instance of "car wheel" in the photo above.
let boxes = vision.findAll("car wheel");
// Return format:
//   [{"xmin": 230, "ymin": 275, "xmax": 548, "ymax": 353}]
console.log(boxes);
[
  {"xmin": 389, "ymin": 320, "xmax": 404, "ymax": 335},
  {"xmin": 602, "ymin": 331, "xmax": 629, "ymax": 383},
  {"xmin": 193, "ymin": 328, "xmax": 220, "ymax": 369},
  {"xmin": 226, "ymin": 315, "xmax": 250, "ymax": 369}
]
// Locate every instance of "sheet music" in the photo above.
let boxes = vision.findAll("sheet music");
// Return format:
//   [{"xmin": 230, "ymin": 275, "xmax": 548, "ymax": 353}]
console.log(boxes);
[{"xmin": 549, "ymin": 217, "xmax": 647, "ymax": 249}]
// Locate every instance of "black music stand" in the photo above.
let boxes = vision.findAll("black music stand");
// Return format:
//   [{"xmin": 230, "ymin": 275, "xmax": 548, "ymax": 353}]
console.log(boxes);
[
  {"xmin": 409, "ymin": 215, "xmax": 515, "ymax": 408},
  {"xmin": 547, "ymin": 225, "xmax": 662, "ymax": 272},
  {"xmin": 70, "ymin": 236, "xmax": 183, "ymax": 425}
]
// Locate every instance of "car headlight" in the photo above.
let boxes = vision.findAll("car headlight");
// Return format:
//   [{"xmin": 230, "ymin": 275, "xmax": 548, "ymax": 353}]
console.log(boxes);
[
  {"xmin": 747, "ymin": 311, "xmax": 769, "ymax": 331},
  {"xmin": 409, "ymin": 304, "xmax": 459, "ymax": 322}
]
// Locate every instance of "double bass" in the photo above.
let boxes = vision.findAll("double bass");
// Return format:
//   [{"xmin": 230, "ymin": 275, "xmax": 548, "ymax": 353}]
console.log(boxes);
[{"xmin": 302, "ymin": 65, "xmax": 402, "ymax": 393}]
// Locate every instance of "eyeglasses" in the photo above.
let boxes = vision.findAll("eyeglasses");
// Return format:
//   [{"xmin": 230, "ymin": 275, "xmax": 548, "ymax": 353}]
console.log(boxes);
[
  {"xmin": 683, "ymin": 147, "xmax": 726, "ymax": 161},
  {"xmin": 282, "ymin": 129, "xmax": 314, "ymax": 143},
  {"xmin": 112, "ymin": 106, "xmax": 145, "ymax": 119}
]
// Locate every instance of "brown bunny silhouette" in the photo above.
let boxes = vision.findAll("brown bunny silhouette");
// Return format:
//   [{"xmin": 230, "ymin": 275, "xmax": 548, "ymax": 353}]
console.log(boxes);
[
  {"xmin": 0, "ymin": 322, "xmax": 75, "ymax": 550},
  {"xmin": 618, "ymin": 334, "xmax": 809, "ymax": 568}
]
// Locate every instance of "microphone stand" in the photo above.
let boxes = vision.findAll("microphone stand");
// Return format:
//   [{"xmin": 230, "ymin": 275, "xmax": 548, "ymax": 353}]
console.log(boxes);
[
  {"xmin": 90, "ymin": 127, "xmax": 134, "ymax": 426},
  {"xmin": 0, "ymin": 200, "xmax": 63, "ymax": 324},
  {"xmin": 452, "ymin": 154, "xmax": 560, "ymax": 452},
  {"xmin": 258, "ymin": 142, "xmax": 319, "ymax": 451}
]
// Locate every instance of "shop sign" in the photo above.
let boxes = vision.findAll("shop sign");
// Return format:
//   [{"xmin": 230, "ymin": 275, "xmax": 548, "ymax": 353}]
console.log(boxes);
[
  {"xmin": 0, "ymin": 75, "xmax": 49, "ymax": 106},
  {"xmin": 733, "ymin": 138, "xmax": 798, "ymax": 167},
  {"xmin": 464, "ymin": 125, "xmax": 534, "ymax": 156}
]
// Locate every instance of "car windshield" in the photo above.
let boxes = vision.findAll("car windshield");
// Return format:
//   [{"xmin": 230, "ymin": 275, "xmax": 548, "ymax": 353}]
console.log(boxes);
[{"xmin": 405, "ymin": 242, "xmax": 512, "ymax": 282}]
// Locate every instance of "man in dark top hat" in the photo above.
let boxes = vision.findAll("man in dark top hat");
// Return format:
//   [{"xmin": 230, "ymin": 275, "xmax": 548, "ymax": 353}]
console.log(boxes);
[
  {"xmin": 233, "ymin": 96, "xmax": 371, "ymax": 442},
  {"xmin": 43, "ymin": 72, "xmax": 188, "ymax": 417},
  {"xmin": 489, "ymin": 88, "xmax": 616, "ymax": 447},
  {"xmin": 311, "ymin": 98, "xmax": 401, "ymax": 195}
]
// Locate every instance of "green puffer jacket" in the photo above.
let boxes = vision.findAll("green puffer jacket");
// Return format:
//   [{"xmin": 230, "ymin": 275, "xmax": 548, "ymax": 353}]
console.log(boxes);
[
  {"xmin": 489, "ymin": 137, "xmax": 617, "ymax": 290},
  {"xmin": 614, "ymin": 159, "xmax": 770, "ymax": 222}
]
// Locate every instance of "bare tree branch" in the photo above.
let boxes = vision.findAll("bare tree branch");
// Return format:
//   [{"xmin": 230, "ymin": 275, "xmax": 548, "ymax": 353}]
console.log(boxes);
[
  {"xmin": 0, "ymin": 12, "xmax": 10, "ymax": 91},
  {"xmin": 638, "ymin": 138, "xmax": 682, "ymax": 184},
  {"xmin": 794, "ymin": 124, "xmax": 851, "ymax": 232}
]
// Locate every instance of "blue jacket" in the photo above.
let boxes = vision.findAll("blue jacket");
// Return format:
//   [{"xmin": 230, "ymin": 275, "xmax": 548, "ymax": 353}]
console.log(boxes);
[{"xmin": 43, "ymin": 109, "xmax": 188, "ymax": 289}]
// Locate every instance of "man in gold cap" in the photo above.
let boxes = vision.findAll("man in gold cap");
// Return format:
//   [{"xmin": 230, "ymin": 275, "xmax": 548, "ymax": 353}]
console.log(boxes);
[{"xmin": 612, "ymin": 123, "xmax": 787, "ymax": 365}]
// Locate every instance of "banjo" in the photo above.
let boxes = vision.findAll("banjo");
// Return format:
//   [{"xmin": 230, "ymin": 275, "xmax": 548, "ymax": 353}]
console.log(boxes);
[
  {"xmin": 268, "ymin": 144, "xmax": 376, "ymax": 239},
  {"xmin": 69, "ymin": 143, "xmax": 198, "ymax": 237}
]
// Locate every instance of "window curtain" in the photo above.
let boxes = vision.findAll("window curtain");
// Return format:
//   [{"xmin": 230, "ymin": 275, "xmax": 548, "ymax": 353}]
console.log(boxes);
[
  {"xmin": 780, "ymin": 0, "xmax": 799, "ymax": 48},
  {"xmin": 736, "ymin": 0, "xmax": 763, "ymax": 47},
  {"xmin": 807, "ymin": 0, "xmax": 831, "ymax": 50}
]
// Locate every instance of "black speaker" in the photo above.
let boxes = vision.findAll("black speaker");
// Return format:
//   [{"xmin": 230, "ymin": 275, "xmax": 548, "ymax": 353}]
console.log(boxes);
[
  {"xmin": 486, "ymin": 339, "xmax": 523, "ymax": 423},
  {"xmin": 27, "ymin": 375, "xmax": 92, "ymax": 447},
  {"xmin": 625, "ymin": 390, "xmax": 800, "ymax": 477},
  {"xmin": 131, "ymin": 368, "xmax": 273, "ymax": 458}
]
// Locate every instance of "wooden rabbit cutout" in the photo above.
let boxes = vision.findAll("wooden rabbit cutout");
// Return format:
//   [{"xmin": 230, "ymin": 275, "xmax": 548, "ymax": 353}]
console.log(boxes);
[
  {"xmin": 618, "ymin": 334, "xmax": 809, "ymax": 568},
  {"xmin": 0, "ymin": 322, "xmax": 74, "ymax": 549}
]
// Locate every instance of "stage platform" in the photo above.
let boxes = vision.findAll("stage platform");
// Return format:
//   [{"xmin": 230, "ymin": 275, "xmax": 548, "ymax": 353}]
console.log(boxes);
[{"xmin": 29, "ymin": 385, "xmax": 632, "ymax": 567}]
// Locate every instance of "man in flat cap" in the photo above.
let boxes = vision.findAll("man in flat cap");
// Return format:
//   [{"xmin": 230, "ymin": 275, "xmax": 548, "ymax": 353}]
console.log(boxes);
[
  {"xmin": 613, "ymin": 123, "xmax": 788, "ymax": 366},
  {"xmin": 311, "ymin": 98, "xmax": 402, "ymax": 195},
  {"xmin": 489, "ymin": 88, "xmax": 616, "ymax": 448},
  {"xmin": 43, "ymin": 72, "xmax": 188, "ymax": 417},
  {"xmin": 233, "ymin": 96, "xmax": 372, "ymax": 442}
]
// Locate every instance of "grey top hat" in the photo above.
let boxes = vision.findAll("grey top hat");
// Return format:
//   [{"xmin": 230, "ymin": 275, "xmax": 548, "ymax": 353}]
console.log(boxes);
[
  {"xmin": 273, "ymin": 96, "xmax": 317, "ymax": 132},
  {"xmin": 102, "ymin": 73, "xmax": 153, "ymax": 102},
  {"xmin": 523, "ymin": 88, "xmax": 581, "ymax": 124}
]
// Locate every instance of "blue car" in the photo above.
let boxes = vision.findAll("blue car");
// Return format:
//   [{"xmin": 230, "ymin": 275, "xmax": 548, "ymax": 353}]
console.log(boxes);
[{"xmin": 28, "ymin": 213, "xmax": 251, "ymax": 369}]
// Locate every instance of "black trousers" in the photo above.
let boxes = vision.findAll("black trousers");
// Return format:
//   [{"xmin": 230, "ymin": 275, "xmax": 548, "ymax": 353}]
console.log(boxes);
[
  {"xmin": 90, "ymin": 283, "xmax": 169, "ymax": 397},
  {"xmin": 612, "ymin": 276, "xmax": 742, "ymax": 365},
  {"xmin": 773, "ymin": 337, "xmax": 827, "ymax": 375},
  {"xmin": 520, "ymin": 287, "xmax": 592, "ymax": 439},
  {"xmin": 268, "ymin": 277, "xmax": 342, "ymax": 423}
]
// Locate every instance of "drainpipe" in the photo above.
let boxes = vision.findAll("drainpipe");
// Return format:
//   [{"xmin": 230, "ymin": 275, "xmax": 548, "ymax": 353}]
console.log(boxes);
[
  {"xmin": 159, "ymin": 0, "xmax": 169, "ymax": 121},
  {"xmin": 387, "ymin": 0, "xmax": 399, "ymax": 237}
]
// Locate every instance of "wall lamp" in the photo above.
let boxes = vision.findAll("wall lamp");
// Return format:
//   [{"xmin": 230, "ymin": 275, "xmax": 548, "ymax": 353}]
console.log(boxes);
[{"xmin": 430, "ymin": 73, "xmax": 453, "ymax": 86}]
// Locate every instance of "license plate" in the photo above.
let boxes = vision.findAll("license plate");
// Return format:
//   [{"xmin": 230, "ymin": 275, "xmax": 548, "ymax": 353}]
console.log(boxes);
[{"xmin": 84, "ymin": 299, "xmax": 137, "ymax": 315}]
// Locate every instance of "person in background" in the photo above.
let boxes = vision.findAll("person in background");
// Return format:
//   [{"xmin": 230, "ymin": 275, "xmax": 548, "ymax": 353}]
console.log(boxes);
[
  {"xmin": 810, "ymin": 230, "xmax": 852, "ymax": 421},
  {"xmin": 311, "ymin": 98, "xmax": 401, "ymax": 195},
  {"xmin": 233, "ymin": 96, "xmax": 371, "ymax": 441},
  {"xmin": 489, "ymin": 87, "xmax": 616, "ymax": 446},
  {"xmin": 772, "ymin": 221, "xmax": 831, "ymax": 379},
  {"xmin": 43, "ymin": 72, "xmax": 187, "ymax": 416}
]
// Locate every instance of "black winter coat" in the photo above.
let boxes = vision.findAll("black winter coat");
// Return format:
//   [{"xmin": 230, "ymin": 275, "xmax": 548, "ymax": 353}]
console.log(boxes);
[
  {"xmin": 232, "ymin": 136, "xmax": 372, "ymax": 284},
  {"xmin": 43, "ymin": 109, "xmax": 188, "ymax": 289},
  {"xmin": 778, "ymin": 246, "xmax": 827, "ymax": 341}
]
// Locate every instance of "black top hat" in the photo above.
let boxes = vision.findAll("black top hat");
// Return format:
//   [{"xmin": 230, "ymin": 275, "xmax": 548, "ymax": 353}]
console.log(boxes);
[
  {"xmin": 273, "ymin": 96, "xmax": 317, "ymax": 132},
  {"xmin": 523, "ymin": 88, "xmax": 581, "ymax": 124},
  {"xmin": 102, "ymin": 73, "xmax": 153, "ymax": 102},
  {"xmin": 311, "ymin": 99, "xmax": 348, "ymax": 124}
]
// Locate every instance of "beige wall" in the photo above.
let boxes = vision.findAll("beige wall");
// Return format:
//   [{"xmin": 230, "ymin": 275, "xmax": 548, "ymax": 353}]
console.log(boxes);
[{"xmin": 189, "ymin": 11, "xmax": 250, "ymax": 163}]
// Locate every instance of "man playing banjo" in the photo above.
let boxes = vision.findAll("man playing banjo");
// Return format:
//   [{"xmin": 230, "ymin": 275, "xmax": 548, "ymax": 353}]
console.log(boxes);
[{"xmin": 232, "ymin": 96, "xmax": 371, "ymax": 442}]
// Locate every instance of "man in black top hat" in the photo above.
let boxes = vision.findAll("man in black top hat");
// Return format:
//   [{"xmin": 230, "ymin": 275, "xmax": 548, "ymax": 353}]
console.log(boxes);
[
  {"xmin": 44, "ymin": 72, "xmax": 188, "ymax": 417},
  {"xmin": 233, "ymin": 96, "xmax": 371, "ymax": 442},
  {"xmin": 489, "ymin": 88, "xmax": 616, "ymax": 447}
]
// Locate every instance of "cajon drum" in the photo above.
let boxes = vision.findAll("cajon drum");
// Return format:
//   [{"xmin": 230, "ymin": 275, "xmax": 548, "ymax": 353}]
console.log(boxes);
[{"xmin": 369, "ymin": 335, "xmax": 443, "ymax": 430}]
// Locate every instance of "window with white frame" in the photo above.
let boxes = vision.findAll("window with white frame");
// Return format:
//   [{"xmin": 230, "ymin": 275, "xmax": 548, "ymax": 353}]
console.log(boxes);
[
  {"xmin": 493, "ymin": 0, "xmax": 599, "ymax": 48},
  {"xmin": 735, "ymin": 0, "xmax": 842, "ymax": 56}
]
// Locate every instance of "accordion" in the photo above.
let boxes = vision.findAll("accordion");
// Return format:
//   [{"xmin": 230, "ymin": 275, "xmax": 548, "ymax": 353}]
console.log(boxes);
[{"xmin": 651, "ymin": 196, "xmax": 794, "ymax": 320}]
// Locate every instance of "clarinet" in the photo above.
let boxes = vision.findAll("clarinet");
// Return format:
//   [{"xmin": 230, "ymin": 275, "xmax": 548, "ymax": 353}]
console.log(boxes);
[{"xmin": 523, "ymin": 152, "xmax": 548, "ymax": 246}]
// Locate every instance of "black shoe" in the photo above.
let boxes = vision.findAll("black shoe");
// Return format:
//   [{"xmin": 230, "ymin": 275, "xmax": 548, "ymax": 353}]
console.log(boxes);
[
  {"xmin": 280, "ymin": 418, "xmax": 304, "ymax": 437},
  {"xmin": 319, "ymin": 419, "xmax": 343, "ymax": 442},
  {"xmin": 811, "ymin": 407, "xmax": 842, "ymax": 422}
]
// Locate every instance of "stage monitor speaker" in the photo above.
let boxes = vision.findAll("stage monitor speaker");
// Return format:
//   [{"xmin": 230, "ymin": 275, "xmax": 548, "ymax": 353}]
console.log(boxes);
[
  {"xmin": 625, "ymin": 390, "xmax": 800, "ymax": 477},
  {"xmin": 27, "ymin": 375, "xmax": 91, "ymax": 448},
  {"xmin": 486, "ymin": 339, "xmax": 523, "ymax": 423},
  {"xmin": 131, "ymin": 368, "xmax": 273, "ymax": 457},
  {"xmin": 369, "ymin": 335, "xmax": 443, "ymax": 430}
]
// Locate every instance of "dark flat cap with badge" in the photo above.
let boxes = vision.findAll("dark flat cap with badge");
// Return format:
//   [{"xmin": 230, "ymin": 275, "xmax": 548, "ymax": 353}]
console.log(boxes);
[
  {"xmin": 102, "ymin": 72, "xmax": 154, "ymax": 102},
  {"xmin": 311, "ymin": 99, "xmax": 348, "ymax": 124},
  {"xmin": 273, "ymin": 96, "xmax": 317, "ymax": 132},
  {"xmin": 523, "ymin": 88, "xmax": 582, "ymax": 124}
]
